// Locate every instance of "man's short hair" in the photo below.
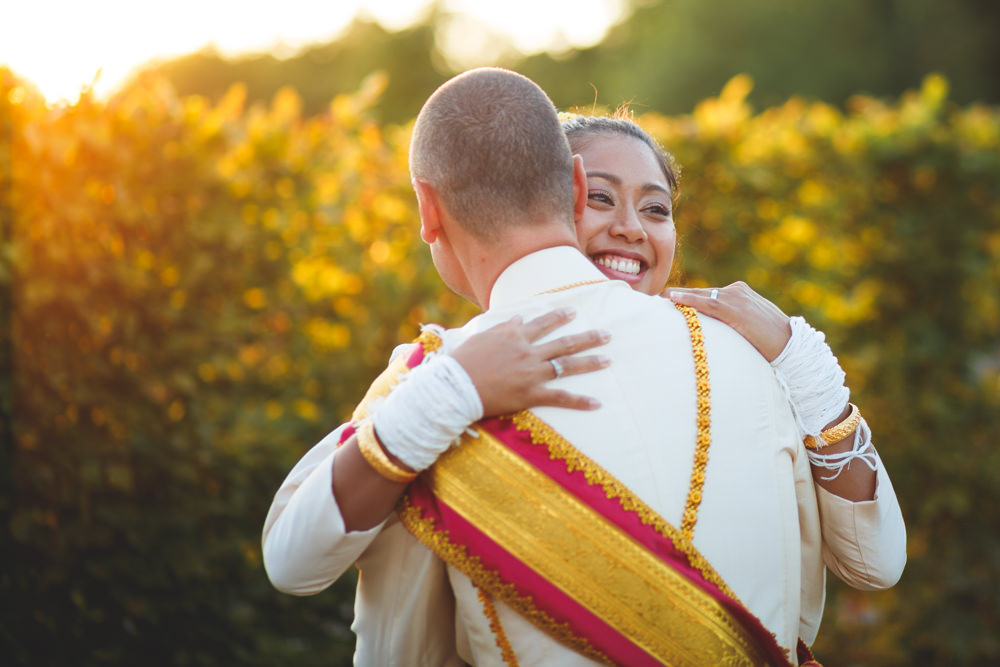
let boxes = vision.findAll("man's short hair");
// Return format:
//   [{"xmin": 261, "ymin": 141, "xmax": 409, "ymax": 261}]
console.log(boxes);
[{"xmin": 409, "ymin": 68, "xmax": 575, "ymax": 242}]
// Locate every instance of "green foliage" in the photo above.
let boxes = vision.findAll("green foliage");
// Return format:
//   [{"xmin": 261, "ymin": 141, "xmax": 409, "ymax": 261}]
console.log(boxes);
[
  {"xmin": 1, "ymin": 68, "xmax": 473, "ymax": 666},
  {"xmin": 1, "ymin": 67, "xmax": 997, "ymax": 665},
  {"xmin": 134, "ymin": 1, "xmax": 1000, "ymax": 124},
  {"xmin": 1, "ymin": 68, "xmax": 16, "ymax": 595},
  {"xmin": 519, "ymin": 0, "xmax": 1000, "ymax": 114}
]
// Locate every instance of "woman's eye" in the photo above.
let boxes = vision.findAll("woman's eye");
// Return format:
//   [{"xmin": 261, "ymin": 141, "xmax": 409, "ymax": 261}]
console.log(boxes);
[
  {"xmin": 588, "ymin": 190, "xmax": 613, "ymax": 205},
  {"xmin": 642, "ymin": 203, "xmax": 669, "ymax": 217}
]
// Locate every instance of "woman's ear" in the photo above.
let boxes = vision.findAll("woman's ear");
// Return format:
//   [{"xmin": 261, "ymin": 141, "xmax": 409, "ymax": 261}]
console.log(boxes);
[
  {"xmin": 413, "ymin": 179, "xmax": 442, "ymax": 244},
  {"xmin": 571, "ymin": 154, "xmax": 587, "ymax": 222}
]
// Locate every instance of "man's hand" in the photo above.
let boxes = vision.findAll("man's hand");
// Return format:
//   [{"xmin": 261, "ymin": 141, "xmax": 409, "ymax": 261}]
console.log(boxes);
[{"xmin": 450, "ymin": 308, "xmax": 611, "ymax": 416}]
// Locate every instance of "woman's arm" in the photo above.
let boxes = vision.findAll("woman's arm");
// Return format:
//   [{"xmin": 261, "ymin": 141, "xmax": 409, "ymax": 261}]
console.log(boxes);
[
  {"xmin": 335, "ymin": 307, "xmax": 611, "ymax": 531},
  {"xmin": 667, "ymin": 283, "xmax": 876, "ymax": 501},
  {"xmin": 669, "ymin": 283, "xmax": 904, "ymax": 587},
  {"xmin": 263, "ymin": 309, "xmax": 611, "ymax": 591},
  {"xmin": 666, "ymin": 282, "xmax": 790, "ymax": 362}
]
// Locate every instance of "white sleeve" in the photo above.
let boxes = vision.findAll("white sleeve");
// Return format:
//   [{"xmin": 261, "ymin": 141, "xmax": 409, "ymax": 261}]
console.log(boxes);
[
  {"xmin": 261, "ymin": 424, "xmax": 384, "ymax": 595},
  {"xmin": 817, "ymin": 452, "xmax": 907, "ymax": 590},
  {"xmin": 261, "ymin": 343, "xmax": 423, "ymax": 593}
]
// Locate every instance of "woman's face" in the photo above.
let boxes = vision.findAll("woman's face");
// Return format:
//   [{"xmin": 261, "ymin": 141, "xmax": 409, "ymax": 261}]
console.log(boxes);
[{"xmin": 573, "ymin": 134, "xmax": 676, "ymax": 296}]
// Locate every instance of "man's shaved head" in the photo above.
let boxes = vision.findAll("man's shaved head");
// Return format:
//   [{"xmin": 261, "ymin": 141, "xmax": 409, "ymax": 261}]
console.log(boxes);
[{"xmin": 409, "ymin": 68, "xmax": 575, "ymax": 242}]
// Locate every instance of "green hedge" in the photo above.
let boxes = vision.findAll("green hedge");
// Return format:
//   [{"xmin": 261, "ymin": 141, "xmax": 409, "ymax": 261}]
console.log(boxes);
[{"xmin": 2, "ymin": 69, "xmax": 997, "ymax": 664}]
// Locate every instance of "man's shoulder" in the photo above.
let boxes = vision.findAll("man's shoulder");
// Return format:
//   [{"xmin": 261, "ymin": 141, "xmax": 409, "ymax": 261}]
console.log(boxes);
[
  {"xmin": 595, "ymin": 291, "xmax": 773, "ymax": 373},
  {"xmin": 697, "ymin": 313, "xmax": 777, "ymax": 379}
]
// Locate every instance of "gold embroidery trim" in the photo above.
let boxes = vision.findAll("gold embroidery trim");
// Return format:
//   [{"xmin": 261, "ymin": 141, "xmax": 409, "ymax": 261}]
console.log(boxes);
[
  {"xmin": 418, "ymin": 327, "xmax": 444, "ymax": 353},
  {"xmin": 476, "ymin": 585, "xmax": 521, "ymax": 667},
  {"xmin": 351, "ymin": 328, "xmax": 444, "ymax": 423},
  {"xmin": 397, "ymin": 498, "xmax": 613, "ymax": 665},
  {"xmin": 534, "ymin": 279, "xmax": 607, "ymax": 295},
  {"xmin": 419, "ymin": 430, "xmax": 772, "ymax": 666},
  {"xmin": 675, "ymin": 303, "xmax": 711, "ymax": 541}
]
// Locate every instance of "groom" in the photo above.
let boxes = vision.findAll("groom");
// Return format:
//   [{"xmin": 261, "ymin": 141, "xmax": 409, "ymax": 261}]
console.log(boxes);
[{"xmin": 265, "ymin": 68, "xmax": 842, "ymax": 664}]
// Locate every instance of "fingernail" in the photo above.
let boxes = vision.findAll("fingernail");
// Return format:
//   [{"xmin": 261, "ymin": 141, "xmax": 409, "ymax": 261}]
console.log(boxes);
[
  {"xmin": 597, "ymin": 330, "xmax": 612, "ymax": 342},
  {"xmin": 596, "ymin": 355, "xmax": 611, "ymax": 366},
  {"xmin": 668, "ymin": 291, "xmax": 682, "ymax": 300},
  {"xmin": 587, "ymin": 398, "xmax": 602, "ymax": 409},
  {"xmin": 563, "ymin": 307, "xmax": 577, "ymax": 318}
]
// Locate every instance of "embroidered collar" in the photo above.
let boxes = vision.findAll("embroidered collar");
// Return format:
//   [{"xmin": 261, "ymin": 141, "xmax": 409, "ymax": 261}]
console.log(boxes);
[{"xmin": 488, "ymin": 246, "xmax": 608, "ymax": 309}]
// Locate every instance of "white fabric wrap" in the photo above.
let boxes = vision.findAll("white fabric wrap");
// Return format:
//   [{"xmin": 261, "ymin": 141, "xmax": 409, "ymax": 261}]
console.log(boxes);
[
  {"xmin": 370, "ymin": 354, "xmax": 484, "ymax": 471},
  {"xmin": 771, "ymin": 315, "xmax": 879, "ymax": 477},
  {"xmin": 770, "ymin": 315, "xmax": 850, "ymax": 443}
]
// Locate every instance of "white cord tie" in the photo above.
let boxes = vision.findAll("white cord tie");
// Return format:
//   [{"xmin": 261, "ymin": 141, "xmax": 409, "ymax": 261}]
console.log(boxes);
[{"xmin": 805, "ymin": 419, "xmax": 878, "ymax": 480}]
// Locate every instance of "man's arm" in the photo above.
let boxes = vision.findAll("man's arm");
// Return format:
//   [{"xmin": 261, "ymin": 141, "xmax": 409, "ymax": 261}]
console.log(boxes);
[{"xmin": 670, "ymin": 285, "xmax": 897, "ymax": 504}]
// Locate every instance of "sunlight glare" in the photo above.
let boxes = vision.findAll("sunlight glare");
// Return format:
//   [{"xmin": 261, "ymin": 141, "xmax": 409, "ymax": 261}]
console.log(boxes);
[
  {"xmin": 1, "ymin": 0, "xmax": 368, "ymax": 103},
  {"xmin": 1, "ymin": 0, "xmax": 624, "ymax": 104},
  {"xmin": 448, "ymin": 0, "xmax": 626, "ymax": 55}
]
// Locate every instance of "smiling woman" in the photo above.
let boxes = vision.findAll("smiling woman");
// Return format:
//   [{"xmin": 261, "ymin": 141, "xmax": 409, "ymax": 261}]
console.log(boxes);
[
  {"xmin": 562, "ymin": 113, "xmax": 681, "ymax": 295},
  {"xmin": 576, "ymin": 135, "xmax": 677, "ymax": 294},
  {"xmin": 0, "ymin": 0, "xmax": 624, "ymax": 104}
]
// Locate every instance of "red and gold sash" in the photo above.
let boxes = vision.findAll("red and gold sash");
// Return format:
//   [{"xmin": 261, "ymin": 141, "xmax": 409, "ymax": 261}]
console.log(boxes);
[
  {"xmin": 400, "ymin": 412, "xmax": 795, "ymax": 666},
  {"xmin": 348, "ymin": 321, "xmax": 811, "ymax": 666}
]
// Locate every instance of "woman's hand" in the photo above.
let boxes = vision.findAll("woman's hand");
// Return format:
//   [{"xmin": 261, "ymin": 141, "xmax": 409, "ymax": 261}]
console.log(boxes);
[
  {"xmin": 450, "ymin": 308, "xmax": 611, "ymax": 417},
  {"xmin": 666, "ymin": 282, "xmax": 791, "ymax": 362}
]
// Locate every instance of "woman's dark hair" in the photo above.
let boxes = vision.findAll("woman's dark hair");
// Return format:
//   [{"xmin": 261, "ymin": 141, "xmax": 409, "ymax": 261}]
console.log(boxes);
[{"xmin": 559, "ymin": 110, "xmax": 681, "ymax": 203}]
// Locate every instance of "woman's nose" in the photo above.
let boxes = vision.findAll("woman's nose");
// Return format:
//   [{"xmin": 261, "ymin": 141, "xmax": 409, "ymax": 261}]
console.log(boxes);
[{"xmin": 611, "ymin": 206, "xmax": 647, "ymax": 243}]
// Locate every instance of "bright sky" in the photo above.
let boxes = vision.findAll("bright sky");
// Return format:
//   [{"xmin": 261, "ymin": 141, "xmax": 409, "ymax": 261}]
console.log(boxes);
[{"xmin": 1, "ymin": 0, "xmax": 626, "ymax": 104}]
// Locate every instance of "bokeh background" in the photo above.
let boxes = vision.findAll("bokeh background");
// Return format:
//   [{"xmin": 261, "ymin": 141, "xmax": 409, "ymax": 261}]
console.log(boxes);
[{"xmin": 2, "ymin": 1, "xmax": 998, "ymax": 665}]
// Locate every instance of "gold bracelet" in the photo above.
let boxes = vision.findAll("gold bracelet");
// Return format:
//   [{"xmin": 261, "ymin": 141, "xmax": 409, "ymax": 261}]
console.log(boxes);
[
  {"xmin": 804, "ymin": 403, "xmax": 862, "ymax": 450},
  {"xmin": 356, "ymin": 420, "xmax": 418, "ymax": 483}
]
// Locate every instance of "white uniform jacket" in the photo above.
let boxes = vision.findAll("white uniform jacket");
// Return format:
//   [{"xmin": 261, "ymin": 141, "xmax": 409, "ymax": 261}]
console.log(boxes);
[{"xmin": 263, "ymin": 246, "xmax": 906, "ymax": 666}]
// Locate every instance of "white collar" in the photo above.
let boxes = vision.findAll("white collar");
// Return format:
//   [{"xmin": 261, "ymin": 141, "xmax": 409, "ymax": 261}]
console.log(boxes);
[{"xmin": 488, "ymin": 246, "xmax": 608, "ymax": 310}]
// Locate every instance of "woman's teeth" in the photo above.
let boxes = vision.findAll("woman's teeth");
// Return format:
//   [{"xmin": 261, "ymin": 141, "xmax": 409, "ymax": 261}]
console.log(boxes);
[{"xmin": 595, "ymin": 255, "xmax": 641, "ymax": 275}]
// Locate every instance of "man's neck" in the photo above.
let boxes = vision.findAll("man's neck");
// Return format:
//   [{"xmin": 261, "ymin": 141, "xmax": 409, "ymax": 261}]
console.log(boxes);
[{"xmin": 459, "ymin": 222, "xmax": 580, "ymax": 310}]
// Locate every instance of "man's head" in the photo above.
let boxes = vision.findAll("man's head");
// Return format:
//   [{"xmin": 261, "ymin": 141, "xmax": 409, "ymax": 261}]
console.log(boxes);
[{"xmin": 409, "ymin": 68, "xmax": 576, "ymax": 243}]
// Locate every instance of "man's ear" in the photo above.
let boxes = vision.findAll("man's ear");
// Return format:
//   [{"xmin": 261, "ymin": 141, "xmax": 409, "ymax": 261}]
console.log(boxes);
[
  {"xmin": 413, "ymin": 179, "xmax": 443, "ymax": 244},
  {"xmin": 571, "ymin": 154, "xmax": 587, "ymax": 222}
]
